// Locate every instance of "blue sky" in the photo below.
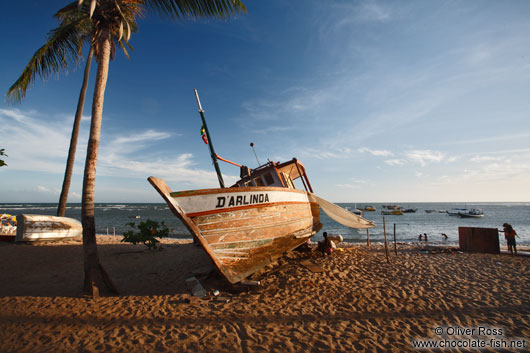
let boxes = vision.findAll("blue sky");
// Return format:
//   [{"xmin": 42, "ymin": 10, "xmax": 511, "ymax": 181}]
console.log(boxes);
[{"xmin": 1, "ymin": 0, "xmax": 530, "ymax": 203}]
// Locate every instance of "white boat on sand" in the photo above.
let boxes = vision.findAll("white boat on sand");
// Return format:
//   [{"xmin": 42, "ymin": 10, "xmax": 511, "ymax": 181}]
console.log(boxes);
[{"xmin": 1, "ymin": 214, "xmax": 82, "ymax": 242}]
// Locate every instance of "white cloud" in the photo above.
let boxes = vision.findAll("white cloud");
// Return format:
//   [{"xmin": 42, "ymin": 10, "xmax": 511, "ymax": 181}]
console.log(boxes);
[
  {"xmin": 36, "ymin": 185, "xmax": 51, "ymax": 193},
  {"xmin": 0, "ymin": 108, "xmax": 235, "ymax": 189},
  {"xmin": 0, "ymin": 108, "xmax": 75, "ymax": 172},
  {"xmin": 405, "ymin": 150, "xmax": 445, "ymax": 167},
  {"xmin": 358, "ymin": 2, "xmax": 391, "ymax": 22},
  {"xmin": 358, "ymin": 147, "xmax": 393, "ymax": 157},
  {"xmin": 470, "ymin": 155, "xmax": 505, "ymax": 163},
  {"xmin": 113, "ymin": 130, "xmax": 171, "ymax": 146},
  {"xmin": 36, "ymin": 185, "xmax": 59, "ymax": 194},
  {"xmin": 301, "ymin": 147, "xmax": 353, "ymax": 160},
  {"xmin": 336, "ymin": 178, "xmax": 369, "ymax": 189},
  {"xmin": 328, "ymin": 1, "xmax": 392, "ymax": 33},
  {"xmin": 384, "ymin": 159, "xmax": 404, "ymax": 166}
]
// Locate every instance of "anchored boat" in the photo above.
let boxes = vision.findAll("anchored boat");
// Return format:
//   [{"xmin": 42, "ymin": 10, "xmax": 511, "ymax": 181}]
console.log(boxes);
[
  {"xmin": 457, "ymin": 208, "xmax": 484, "ymax": 218},
  {"xmin": 148, "ymin": 90, "xmax": 375, "ymax": 284}
]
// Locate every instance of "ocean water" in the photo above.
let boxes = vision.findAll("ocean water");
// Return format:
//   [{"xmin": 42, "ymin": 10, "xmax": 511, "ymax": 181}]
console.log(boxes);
[{"xmin": 1, "ymin": 202, "xmax": 529, "ymax": 246}]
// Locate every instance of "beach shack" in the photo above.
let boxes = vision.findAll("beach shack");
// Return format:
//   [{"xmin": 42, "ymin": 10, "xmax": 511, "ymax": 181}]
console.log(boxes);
[{"xmin": 458, "ymin": 227, "xmax": 500, "ymax": 254}]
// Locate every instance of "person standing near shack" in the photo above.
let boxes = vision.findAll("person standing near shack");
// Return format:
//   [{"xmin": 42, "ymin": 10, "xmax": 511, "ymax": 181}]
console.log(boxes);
[{"xmin": 502, "ymin": 223, "xmax": 518, "ymax": 255}]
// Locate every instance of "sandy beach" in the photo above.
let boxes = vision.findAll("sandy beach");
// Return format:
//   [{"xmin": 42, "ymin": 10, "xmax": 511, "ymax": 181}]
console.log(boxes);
[{"xmin": 0, "ymin": 236, "xmax": 528, "ymax": 352}]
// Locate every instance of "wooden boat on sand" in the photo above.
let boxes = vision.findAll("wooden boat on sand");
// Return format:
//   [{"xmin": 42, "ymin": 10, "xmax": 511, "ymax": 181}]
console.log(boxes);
[
  {"xmin": 149, "ymin": 90, "xmax": 375, "ymax": 284},
  {"xmin": 0, "ymin": 214, "xmax": 82, "ymax": 242},
  {"xmin": 0, "ymin": 214, "xmax": 17, "ymax": 241},
  {"xmin": 149, "ymin": 159, "xmax": 375, "ymax": 284}
]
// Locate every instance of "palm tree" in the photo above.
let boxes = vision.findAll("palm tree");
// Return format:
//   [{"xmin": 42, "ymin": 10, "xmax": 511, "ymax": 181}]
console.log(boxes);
[
  {"xmin": 74, "ymin": 0, "xmax": 246, "ymax": 297},
  {"xmin": 7, "ymin": 8, "xmax": 95, "ymax": 217},
  {"xmin": 56, "ymin": 46, "xmax": 93, "ymax": 217},
  {"xmin": 7, "ymin": 0, "xmax": 246, "ymax": 297}
]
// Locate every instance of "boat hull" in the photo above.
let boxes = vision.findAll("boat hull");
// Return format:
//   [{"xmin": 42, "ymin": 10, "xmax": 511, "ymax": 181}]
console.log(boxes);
[
  {"xmin": 0, "ymin": 225, "xmax": 16, "ymax": 241},
  {"xmin": 381, "ymin": 210, "xmax": 404, "ymax": 215},
  {"xmin": 149, "ymin": 177, "xmax": 321, "ymax": 283},
  {"xmin": 458, "ymin": 213, "xmax": 484, "ymax": 218},
  {"xmin": 15, "ymin": 214, "xmax": 82, "ymax": 242}
]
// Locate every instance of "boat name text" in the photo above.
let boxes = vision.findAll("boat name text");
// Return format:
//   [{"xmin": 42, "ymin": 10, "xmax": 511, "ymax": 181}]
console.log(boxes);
[{"xmin": 216, "ymin": 194, "xmax": 270, "ymax": 208}]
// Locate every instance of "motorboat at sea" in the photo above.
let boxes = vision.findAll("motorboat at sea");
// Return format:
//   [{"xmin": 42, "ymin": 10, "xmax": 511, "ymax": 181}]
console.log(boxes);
[
  {"xmin": 457, "ymin": 209, "xmax": 484, "ymax": 218},
  {"xmin": 381, "ymin": 209, "xmax": 404, "ymax": 215},
  {"xmin": 448, "ymin": 208, "xmax": 469, "ymax": 216},
  {"xmin": 345, "ymin": 206, "xmax": 363, "ymax": 216}
]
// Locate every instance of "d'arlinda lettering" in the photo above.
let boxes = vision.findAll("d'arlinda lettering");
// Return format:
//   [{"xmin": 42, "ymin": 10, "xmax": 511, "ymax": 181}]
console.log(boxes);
[{"xmin": 216, "ymin": 193, "xmax": 270, "ymax": 208}]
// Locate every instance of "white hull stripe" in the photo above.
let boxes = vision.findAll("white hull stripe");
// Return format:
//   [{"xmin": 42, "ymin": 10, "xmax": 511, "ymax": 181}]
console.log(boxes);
[{"xmin": 172, "ymin": 190, "xmax": 310, "ymax": 214}]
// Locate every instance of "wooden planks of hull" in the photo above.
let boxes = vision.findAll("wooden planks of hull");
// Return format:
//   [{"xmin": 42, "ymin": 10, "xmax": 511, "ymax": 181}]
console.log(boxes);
[
  {"xmin": 192, "ymin": 201, "xmax": 321, "ymax": 283},
  {"xmin": 148, "ymin": 176, "xmax": 322, "ymax": 283},
  {"xmin": 193, "ymin": 203, "xmax": 319, "ymax": 243},
  {"xmin": 215, "ymin": 225, "xmax": 321, "ymax": 283}
]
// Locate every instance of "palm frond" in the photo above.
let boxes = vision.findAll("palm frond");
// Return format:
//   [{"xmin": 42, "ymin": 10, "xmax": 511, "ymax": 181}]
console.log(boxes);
[
  {"xmin": 145, "ymin": 0, "xmax": 246, "ymax": 21},
  {"xmin": 54, "ymin": 1, "xmax": 80, "ymax": 20},
  {"xmin": 7, "ymin": 12, "xmax": 91, "ymax": 103},
  {"xmin": 118, "ymin": 40, "xmax": 130, "ymax": 59}
]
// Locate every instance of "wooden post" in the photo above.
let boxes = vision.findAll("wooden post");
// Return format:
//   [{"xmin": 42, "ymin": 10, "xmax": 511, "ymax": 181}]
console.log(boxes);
[
  {"xmin": 366, "ymin": 228, "xmax": 370, "ymax": 247},
  {"xmin": 393, "ymin": 223, "xmax": 397, "ymax": 255},
  {"xmin": 195, "ymin": 89, "xmax": 225, "ymax": 188},
  {"xmin": 383, "ymin": 216, "xmax": 390, "ymax": 263}
]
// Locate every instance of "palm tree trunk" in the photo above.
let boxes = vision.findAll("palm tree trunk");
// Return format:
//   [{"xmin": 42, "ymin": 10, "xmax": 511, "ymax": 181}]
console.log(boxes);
[
  {"xmin": 82, "ymin": 32, "xmax": 117, "ymax": 297},
  {"xmin": 57, "ymin": 46, "xmax": 94, "ymax": 217}
]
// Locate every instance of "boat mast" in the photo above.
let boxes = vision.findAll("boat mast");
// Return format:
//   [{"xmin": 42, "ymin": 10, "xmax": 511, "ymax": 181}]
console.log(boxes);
[{"xmin": 194, "ymin": 89, "xmax": 225, "ymax": 188}]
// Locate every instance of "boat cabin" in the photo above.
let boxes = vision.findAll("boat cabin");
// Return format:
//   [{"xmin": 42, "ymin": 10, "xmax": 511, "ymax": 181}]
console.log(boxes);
[{"xmin": 233, "ymin": 158, "xmax": 313, "ymax": 193}]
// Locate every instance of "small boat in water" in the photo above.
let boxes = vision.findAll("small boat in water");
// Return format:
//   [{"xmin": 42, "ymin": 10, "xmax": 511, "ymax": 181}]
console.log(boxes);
[
  {"xmin": 448, "ymin": 208, "xmax": 470, "ymax": 216},
  {"xmin": 458, "ymin": 209, "xmax": 484, "ymax": 218},
  {"xmin": 362, "ymin": 205, "xmax": 376, "ymax": 212},
  {"xmin": 0, "ymin": 214, "xmax": 82, "ymax": 242},
  {"xmin": 381, "ymin": 209, "xmax": 404, "ymax": 215},
  {"xmin": 345, "ymin": 206, "xmax": 363, "ymax": 216}
]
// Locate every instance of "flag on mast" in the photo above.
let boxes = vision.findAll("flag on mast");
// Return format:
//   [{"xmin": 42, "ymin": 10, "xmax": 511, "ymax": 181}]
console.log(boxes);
[{"xmin": 200, "ymin": 125, "xmax": 208, "ymax": 144}]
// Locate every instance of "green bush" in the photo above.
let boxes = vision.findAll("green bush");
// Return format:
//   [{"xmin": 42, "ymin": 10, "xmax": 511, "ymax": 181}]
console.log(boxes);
[{"xmin": 121, "ymin": 219, "xmax": 169, "ymax": 250}]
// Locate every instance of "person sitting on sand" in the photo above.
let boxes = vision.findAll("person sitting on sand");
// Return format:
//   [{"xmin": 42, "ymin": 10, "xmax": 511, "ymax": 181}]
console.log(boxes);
[
  {"xmin": 502, "ymin": 223, "xmax": 518, "ymax": 255},
  {"xmin": 318, "ymin": 232, "xmax": 335, "ymax": 255}
]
